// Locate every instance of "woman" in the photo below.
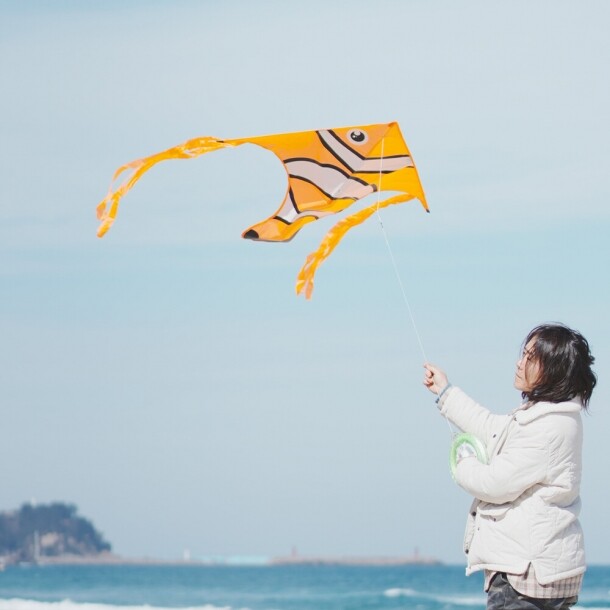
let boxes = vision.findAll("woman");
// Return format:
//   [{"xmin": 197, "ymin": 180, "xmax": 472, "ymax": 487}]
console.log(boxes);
[{"xmin": 424, "ymin": 323, "xmax": 596, "ymax": 610}]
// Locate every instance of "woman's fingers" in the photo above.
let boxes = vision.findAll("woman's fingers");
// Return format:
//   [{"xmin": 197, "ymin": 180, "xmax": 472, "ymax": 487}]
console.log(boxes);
[{"xmin": 423, "ymin": 363, "xmax": 448, "ymax": 394}]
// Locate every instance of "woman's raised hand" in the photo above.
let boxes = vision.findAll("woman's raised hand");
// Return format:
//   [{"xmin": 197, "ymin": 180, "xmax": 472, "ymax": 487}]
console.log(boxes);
[{"xmin": 423, "ymin": 363, "xmax": 449, "ymax": 395}]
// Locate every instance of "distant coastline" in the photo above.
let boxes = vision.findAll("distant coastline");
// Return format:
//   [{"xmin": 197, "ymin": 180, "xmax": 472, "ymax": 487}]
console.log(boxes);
[
  {"xmin": 31, "ymin": 551, "xmax": 441, "ymax": 567},
  {"xmin": 270, "ymin": 554, "xmax": 441, "ymax": 566},
  {"xmin": 1, "ymin": 501, "xmax": 441, "ymax": 569}
]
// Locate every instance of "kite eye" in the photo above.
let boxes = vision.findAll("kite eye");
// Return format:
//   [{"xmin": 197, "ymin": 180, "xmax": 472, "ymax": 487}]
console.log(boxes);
[{"xmin": 347, "ymin": 129, "xmax": 368, "ymax": 145}]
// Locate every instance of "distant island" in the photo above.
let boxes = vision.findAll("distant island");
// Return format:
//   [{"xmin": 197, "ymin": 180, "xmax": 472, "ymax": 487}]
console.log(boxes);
[{"xmin": 0, "ymin": 502, "xmax": 111, "ymax": 566}]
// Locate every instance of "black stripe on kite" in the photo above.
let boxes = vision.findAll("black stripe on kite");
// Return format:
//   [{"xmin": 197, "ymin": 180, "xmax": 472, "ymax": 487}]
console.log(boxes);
[
  {"xmin": 288, "ymin": 187, "xmax": 300, "ymax": 214},
  {"xmin": 287, "ymin": 160, "xmax": 371, "ymax": 189},
  {"xmin": 315, "ymin": 132, "xmax": 356, "ymax": 172},
  {"xmin": 284, "ymin": 157, "xmax": 351, "ymax": 180},
  {"xmin": 288, "ymin": 175, "xmax": 360, "ymax": 202},
  {"xmin": 285, "ymin": 157, "xmax": 371, "ymax": 188},
  {"xmin": 355, "ymin": 166, "xmax": 407, "ymax": 175}
]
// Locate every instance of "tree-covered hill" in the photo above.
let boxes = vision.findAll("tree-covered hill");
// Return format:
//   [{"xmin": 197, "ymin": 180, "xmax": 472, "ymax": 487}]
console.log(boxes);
[{"xmin": 0, "ymin": 502, "xmax": 111, "ymax": 564}]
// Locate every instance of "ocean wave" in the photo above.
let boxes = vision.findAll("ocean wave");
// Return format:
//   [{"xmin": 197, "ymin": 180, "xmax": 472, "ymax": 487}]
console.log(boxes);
[
  {"xmin": 384, "ymin": 588, "xmax": 417, "ymax": 598},
  {"xmin": 384, "ymin": 589, "xmax": 610, "ymax": 609},
  {"xmin": 436, "ymin": 595, "xmax": 488, "ymax": 607},
  {"xmin": 0, "ymin": 600, "xmax": 236, "ymax": 610},
  {"xmin": 384, "ymin": 588, "xmax": 486, "ymax": 606}
]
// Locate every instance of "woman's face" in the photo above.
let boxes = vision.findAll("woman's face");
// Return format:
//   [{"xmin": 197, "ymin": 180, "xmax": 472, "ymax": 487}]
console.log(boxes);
[{"xmin": 514, "ymin": 338, "xmax": 542, "ymax": 393}]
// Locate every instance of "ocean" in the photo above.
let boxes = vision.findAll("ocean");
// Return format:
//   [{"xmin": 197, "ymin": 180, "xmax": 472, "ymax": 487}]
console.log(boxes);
[{"xmin": 1, "ymin": 564, "xmax": 609, "ymax": 610}]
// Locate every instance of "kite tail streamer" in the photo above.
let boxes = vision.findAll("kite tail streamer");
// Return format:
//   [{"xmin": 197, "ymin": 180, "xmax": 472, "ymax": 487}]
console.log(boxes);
[
  {"xmin": 96, "ymin": 136, "xmax": 233, "ymax": 237},
  {"xmin": 296, "ymin": 193, "xmax": 414, "ymax": 299}
]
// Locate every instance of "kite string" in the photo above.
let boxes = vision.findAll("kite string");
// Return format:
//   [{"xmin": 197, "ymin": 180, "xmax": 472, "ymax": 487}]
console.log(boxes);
[
  {"xmin": 374, "ymin": 139, "xmax": 428, "ymax": 364},
  {"xmin": 374, "ymin": 140, "xmax": 457, "ymax": 438}
]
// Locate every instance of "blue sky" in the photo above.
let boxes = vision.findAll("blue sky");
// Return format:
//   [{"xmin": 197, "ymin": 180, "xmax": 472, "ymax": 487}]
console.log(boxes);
[{"xmin": 1, "ymin": 1, "xmax": 609, "ymax": 565}]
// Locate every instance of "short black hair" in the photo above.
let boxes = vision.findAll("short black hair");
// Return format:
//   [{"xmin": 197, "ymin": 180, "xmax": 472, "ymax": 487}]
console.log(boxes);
[{"xmin": 523, "ymin": 323, "xmax": 596, "ymax": 409}]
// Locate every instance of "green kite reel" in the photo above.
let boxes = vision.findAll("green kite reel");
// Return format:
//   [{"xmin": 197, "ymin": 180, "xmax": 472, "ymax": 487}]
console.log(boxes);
[{"xmin": 449, "ymin": 433, "xmax": 488, "ymax": 479}]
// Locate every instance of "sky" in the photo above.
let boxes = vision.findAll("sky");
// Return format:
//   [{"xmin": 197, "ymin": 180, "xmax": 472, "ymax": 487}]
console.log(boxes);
[{"xmin": 1, "ymin": 0, "xmax": 609, "ymax": 565}]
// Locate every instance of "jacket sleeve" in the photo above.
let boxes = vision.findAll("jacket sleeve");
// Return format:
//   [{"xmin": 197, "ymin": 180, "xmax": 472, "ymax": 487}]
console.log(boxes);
[
  {"xmin": 454, "ymin": 416, "xmax": 548, "ymax": 504},
  {"xmin": 440, "ymin": 386, "xmax": 507, "ymax": 445}
]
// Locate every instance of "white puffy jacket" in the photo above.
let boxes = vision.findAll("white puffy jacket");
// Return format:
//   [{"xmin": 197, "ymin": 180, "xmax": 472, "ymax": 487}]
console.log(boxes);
[{"xmin": 440, "ymin": 386, "xmax": 585, "ymax": 584}]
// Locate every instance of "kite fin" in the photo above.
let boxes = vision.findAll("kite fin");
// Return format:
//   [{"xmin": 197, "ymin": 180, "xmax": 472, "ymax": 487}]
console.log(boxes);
[
  {"xmin": 295, "ymin": 193, "xmax": 415, "ymax": 299},
  {"xmin": 241, "ymin": 214, "xmax": 319, "ymax": 242}
]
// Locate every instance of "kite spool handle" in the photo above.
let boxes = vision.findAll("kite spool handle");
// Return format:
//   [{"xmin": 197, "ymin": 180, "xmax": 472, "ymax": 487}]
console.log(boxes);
[{"xmin": 449, "ymin": 433, "xmax": 488, "ymax": 480}]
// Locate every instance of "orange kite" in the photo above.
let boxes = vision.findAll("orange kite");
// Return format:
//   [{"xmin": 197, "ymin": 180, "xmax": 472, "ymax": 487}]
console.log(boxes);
[{"xmin": 96, "ymin": 122, "xmax": 428, "ymax": 298}]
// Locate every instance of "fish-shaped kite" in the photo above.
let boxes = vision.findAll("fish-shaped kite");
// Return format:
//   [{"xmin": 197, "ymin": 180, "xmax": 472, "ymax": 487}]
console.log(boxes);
[{"xmin": 97, "ymin": 121, "xmax": 428, "ymax": 298}]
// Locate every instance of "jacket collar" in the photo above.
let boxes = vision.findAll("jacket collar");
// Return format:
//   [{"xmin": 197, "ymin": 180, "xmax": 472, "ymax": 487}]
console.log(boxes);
[{"xmin": 513, "ymin": 397, "xmax": 583, "ymax": 424}]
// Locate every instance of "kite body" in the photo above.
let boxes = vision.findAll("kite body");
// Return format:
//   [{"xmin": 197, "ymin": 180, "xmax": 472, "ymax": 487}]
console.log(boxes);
[{"xmin": 96, "ymin": 122, "xmax": 427, "ymax": 297}]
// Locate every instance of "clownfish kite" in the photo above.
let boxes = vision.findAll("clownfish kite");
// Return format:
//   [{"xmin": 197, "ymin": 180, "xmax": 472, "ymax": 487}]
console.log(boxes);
[{"xmin": 96, "ymin": 121, "xmax": 428, "ymax": 298}]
